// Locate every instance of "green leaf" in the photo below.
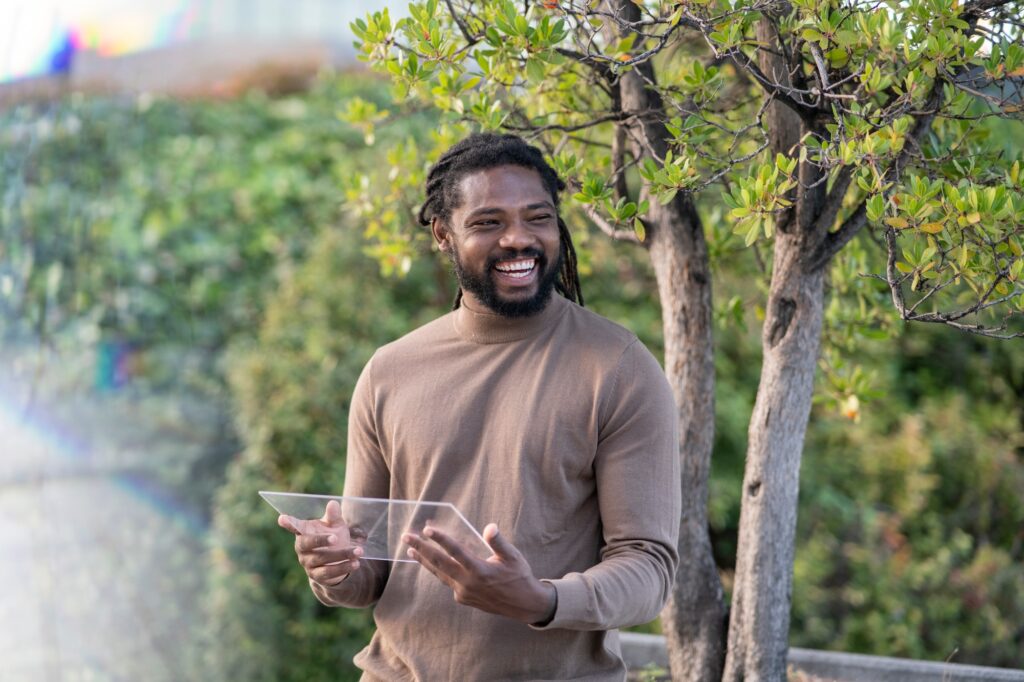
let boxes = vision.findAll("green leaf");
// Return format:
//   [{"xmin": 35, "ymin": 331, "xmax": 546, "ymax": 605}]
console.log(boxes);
[
  {"xmin": 802, "ymin": 28, "xmax": 823, "ymax": 42},
  {"xmin": 526, "ymin": 57, "xmax": 545, "ymax": 83},
  {"xmin": 633, "ymin": 218, "xmax": 646, "ymax": 242},
  {"xmin": 744, "ymin": 221, "xmax": 760, "ymax": 246}
]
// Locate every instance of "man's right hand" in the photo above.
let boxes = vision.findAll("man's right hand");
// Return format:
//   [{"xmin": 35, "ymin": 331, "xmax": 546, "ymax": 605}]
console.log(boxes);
[{"xmin": 278, "ymin": 499, "xmax": 364, "ymax": 587}]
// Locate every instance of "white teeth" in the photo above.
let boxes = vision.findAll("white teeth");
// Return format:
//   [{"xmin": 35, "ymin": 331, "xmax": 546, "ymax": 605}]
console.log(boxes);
[{"xmin": 495, "ymin": 259, "xmax": 535, "ymax": 273}]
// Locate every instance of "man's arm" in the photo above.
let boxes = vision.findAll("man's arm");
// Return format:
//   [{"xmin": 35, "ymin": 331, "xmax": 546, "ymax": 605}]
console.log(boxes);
[
  {"xmin": 534, "ymin": 339, "xmax": 681, "ymax": 630},
  {"xmin": 310, "ymin": 355, "xmax": 391, "ymax": 608}
]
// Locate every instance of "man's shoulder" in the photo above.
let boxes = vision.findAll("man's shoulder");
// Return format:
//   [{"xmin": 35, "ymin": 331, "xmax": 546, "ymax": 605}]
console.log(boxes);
[
  {"xmin": 369, "ymin": 310, "xmax": 458, "ymax": 368},
  {"xmin": 560, "ymin": 299, "xmax": 642, "ymax": 356}
]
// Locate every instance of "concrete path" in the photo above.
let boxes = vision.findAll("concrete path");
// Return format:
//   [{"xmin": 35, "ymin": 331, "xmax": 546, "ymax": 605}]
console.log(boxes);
[
  {"xmin": 0, "ymin": 474, "xmax": 204, "ymax": 682},
  {"xmin": 0, "ymin": 368, "xmax": 217, "ymax": 682}
]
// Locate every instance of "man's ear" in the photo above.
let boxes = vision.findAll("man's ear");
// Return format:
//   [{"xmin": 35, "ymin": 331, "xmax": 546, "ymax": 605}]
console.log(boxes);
[{"xmin": 431, "ymin": 217, "xmax": 450, "ymax": 252}]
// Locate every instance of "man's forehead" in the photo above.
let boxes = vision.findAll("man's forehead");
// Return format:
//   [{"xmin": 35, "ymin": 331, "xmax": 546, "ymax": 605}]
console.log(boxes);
[{"xmin": 455, "ymin": 165, "xmax": 551, "ymax": 209}]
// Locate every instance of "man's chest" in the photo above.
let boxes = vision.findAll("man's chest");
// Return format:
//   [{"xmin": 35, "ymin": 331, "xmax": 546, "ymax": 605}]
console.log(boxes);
[{"xmin": 374, "ymin": 341, "xmax": 607, "ymax": 503}]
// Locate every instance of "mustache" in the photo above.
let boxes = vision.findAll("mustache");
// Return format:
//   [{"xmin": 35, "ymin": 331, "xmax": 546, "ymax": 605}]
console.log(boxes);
[{"xmin": 486, "ymin": 248, "xmax": 545, "ymax": 269}]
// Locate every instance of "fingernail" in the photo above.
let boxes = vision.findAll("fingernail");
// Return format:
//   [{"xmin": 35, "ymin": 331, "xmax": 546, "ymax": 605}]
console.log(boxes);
[
  {"xmin": 424, "ymin": 527, "xmax": 434, "ymax": 537},
  {"xmin": 328, "ymin": 535, "xmax": 337, "ymax": 544},
  {"xmin": 353, "ymin": 547, "xmax": 363, "ymax": 556},
  {"xmin": 407, "ymin": 548, "xmax": 415, "ymax": 558}
]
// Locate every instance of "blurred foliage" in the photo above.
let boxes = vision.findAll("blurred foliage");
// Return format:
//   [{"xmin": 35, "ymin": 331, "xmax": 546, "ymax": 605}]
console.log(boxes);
[
  {"xmin": 0, "ymin": 72, "xmax": 422, "ymax": 364},
  {"xmin": 792, "ymin": 326, "xmax": 1024, "ymax": 666}
]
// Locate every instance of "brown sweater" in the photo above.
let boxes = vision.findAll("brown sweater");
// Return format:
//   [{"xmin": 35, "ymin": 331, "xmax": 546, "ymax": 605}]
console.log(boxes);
[{"xmin": 312, "ymin": 294, "xmax": 681, "ymax": 681}]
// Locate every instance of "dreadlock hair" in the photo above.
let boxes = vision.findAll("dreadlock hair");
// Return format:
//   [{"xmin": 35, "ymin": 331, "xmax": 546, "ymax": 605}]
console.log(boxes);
[{"xmin": 417, "ymin": 132, "xmax": 584, "ymax": 310}]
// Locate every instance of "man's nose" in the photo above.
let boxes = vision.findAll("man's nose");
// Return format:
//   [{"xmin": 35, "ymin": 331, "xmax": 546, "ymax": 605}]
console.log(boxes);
[{"xmin": 498, "ymin": 218, "xmax": 535, "ymax": 250}]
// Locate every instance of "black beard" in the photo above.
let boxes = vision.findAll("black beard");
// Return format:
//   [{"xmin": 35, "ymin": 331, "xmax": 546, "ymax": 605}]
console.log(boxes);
[{"xmin": 449, "ymin": 245, "xmax": 563, "ymax": 318}]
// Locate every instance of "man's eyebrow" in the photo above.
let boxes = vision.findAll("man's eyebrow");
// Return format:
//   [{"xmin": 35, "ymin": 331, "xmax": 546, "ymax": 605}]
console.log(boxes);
[
  {"xmin": 464, "ymin": 201, "xmax": 554, "ymax": 219},
  {"xmin": 465, "ymin": 207, "xmax": 505, "ymax": 219}
]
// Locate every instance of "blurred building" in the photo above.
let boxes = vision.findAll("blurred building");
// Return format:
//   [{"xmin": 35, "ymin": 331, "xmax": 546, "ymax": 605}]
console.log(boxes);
[{"xmin": 0, "ymin": 0, "xmax": 396, "ymax": 103}]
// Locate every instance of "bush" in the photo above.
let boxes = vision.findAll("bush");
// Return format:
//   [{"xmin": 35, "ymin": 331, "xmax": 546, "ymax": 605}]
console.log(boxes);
[{"xmin": 792, "ymin": 326, "xmax": 1024, "ymax": 667}]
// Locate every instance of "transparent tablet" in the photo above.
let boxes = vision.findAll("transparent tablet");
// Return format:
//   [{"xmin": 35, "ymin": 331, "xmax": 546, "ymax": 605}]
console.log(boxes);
[{"xmin": 259, "ymin": 491, "xmax": 491, "ymax": 563}]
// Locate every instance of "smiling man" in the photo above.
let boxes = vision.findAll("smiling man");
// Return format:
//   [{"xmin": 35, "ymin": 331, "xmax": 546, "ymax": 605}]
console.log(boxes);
[{"xmin": 281, "ymin": 133, "xmax": 681, "ymax": 681}]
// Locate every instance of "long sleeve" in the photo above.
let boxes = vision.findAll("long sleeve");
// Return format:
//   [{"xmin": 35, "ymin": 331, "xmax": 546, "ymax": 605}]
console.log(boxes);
[
  {"xmin": 536, "ymin": 339, "xmax": 681, "ymax": 630},
  {"xmin": 310, "ymin": 354, "xmax": 391, "ymax": 608}
]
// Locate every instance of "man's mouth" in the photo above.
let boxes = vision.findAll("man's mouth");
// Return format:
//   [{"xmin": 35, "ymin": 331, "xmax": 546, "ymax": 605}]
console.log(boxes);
[{"xmin": 493, "ymin": 258, "xmax": 537, "ymax": 280}]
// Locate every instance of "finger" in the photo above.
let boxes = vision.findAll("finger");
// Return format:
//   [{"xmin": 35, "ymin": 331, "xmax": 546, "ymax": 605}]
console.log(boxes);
[
  {"xmin": 405, "ymin": 545, "xmax": 457, "ymax": 591},
  {"xmin": 404, "ymin": 532, "xmax": 464, "ymax": 579},
  {"xmin": 311, "ymin": 545, "xmax": 364, "ymax": 567},
  {"xmin": 422, "ymin": 526, "xmax": 482, "ymax": 569},
  {"xmin": 278, "ymin": 515, "xmax": 302, "ymax": 535},
  {"xmin": 322, "ymin": 499, "xmax": 342, "ymax": 526},
  {"xmin": 281, "ymin": 515, "xmax": 327, "ymax": 536},
  {"xmin": 310, "ymin": 558, "xmax": 361, "ymax": 586},
  {"xmin": 299, "ymin": 539, "xmax": 363, "ymax": 568},
  {"xmin": 295, "ymin": 533, "xmax": 338, "ymax": 553},
  {"xmin": 482, "ymin": 523, "xmax": 520, "ymax": 561}
]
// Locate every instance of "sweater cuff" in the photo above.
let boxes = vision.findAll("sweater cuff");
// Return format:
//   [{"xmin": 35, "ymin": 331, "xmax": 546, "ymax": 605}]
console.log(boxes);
[
  {"xmin": 529, "ymin": 574, "xmax": 590, "ymax": 630},
  {"xmin": 309, "ymin": 572, "xmax": 358, "ymax": 607}
]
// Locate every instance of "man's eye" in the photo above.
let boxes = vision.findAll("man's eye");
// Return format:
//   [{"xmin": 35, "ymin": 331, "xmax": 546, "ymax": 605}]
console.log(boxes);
[{"xmin": 530, "ymin": 214, "xmax": 552, "ymax": 221}]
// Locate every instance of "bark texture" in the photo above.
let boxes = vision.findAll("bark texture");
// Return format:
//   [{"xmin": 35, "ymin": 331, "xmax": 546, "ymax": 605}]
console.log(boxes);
[
  {"xmin": 610, "ymin": 2, "xmax": 726, "ymax": 679},
  {"xmin": 721, "ymin": 229, "xmax": 824, "ymax": 682},
  {"xmin": 648, "ymin": 199, "xmax": 725, "ymax": 682},
  {"xmin": 723, "ymin": 20, "xmax": 828, "ymax": 675}
]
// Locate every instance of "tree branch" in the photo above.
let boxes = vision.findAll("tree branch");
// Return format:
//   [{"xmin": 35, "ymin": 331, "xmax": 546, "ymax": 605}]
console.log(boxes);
[
  {"xmin": 503, "ymin": 111, "xmax": 626, "ymax": 135},
  {"xmin": 805, "ymin": 202, "xmax": 868, "ymax": 273},
  {"xmin": 727, "ymin": 49, "xmax": 818, "ymax": 121},
  {"xmin": 883, "ymin": 226, "xmax": 1023, "ymax": 339},
  {"xmin": 962, "ymin": 0, "xmax": 1020, "ymax": 16},
  {"xmin": 581, "ymin": 202, "xmax": 642, "ymax": 244},
  {"xmin": 445, "ymin": 0, "xmax": 479, "ymax": 45},
  {"xmin": 554, "ymin": 47, "xmax": 615, "ymax": 82}
]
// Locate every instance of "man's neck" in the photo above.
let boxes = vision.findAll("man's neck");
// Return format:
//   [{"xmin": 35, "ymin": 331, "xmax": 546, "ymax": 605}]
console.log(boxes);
[
  {"xmin": 459, "ymin": 291, "xmax": 554, "ymax": 319},
  {"xmin": 452, "ymin": 292, "xmax": 565, "ymax": 345}
]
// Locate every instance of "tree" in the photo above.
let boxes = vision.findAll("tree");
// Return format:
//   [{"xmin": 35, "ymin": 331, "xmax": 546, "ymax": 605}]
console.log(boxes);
[{"xmin": 346, "ymin": 0, "xmax": 1024, "ymax": 679}]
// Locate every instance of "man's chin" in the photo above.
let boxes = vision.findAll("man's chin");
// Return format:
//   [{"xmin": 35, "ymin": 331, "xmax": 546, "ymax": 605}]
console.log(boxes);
[{"xmin": 486, "ymin": 290, "xmax": 553, "ymax": 318}]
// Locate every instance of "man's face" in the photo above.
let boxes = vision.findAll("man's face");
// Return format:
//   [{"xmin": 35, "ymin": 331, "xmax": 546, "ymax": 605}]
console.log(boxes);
[{"xmin": 434, "ymin": 165, "xmax": 563, "ymax": 318}]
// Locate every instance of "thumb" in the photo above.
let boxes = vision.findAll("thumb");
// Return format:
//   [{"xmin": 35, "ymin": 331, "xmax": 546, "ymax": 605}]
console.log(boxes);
[
  {"xmin": 483, "ymin": 523, "xmax": 519, "ymax": 560},
  {"xmin": 323, "ymin": 499, "xmax": 343, "ymax": 526}
]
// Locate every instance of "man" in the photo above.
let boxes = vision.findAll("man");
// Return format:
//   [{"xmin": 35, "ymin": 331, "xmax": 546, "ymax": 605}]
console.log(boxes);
[{"xmin": 279, "ymin": 133, "xmax": 680, "ymax": 680}]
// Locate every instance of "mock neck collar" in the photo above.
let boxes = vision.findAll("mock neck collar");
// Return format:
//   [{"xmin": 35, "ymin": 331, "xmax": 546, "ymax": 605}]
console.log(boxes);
[{"xmin": 453, "ymin": 293, "xmax": 569, "ymax": 344}]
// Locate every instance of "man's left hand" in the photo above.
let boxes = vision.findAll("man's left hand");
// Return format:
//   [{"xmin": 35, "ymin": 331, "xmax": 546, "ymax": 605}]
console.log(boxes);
[{"xmin": 403, "ymin": 523, "xmax": 556, "ymax": 625}]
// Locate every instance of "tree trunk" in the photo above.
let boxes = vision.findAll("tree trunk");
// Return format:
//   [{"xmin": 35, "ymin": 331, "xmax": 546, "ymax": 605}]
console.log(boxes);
[
  {"xmin": 608, "ymin": 2, "xmax": 727, "ymax": 678},
  {"xmin": 719, "ymin": 17, "xmax": 830, "ymax": 677},
  {"xmin": 648, "ymin": 199, "xmax": 726, "ymax": 682},
  {"xmin": 722, "ymin": 228, "xmax": 824, "ymax": 681},
  {"xmin": 722, "ymin": 20, "xmax": 828, "ymax": 663}
]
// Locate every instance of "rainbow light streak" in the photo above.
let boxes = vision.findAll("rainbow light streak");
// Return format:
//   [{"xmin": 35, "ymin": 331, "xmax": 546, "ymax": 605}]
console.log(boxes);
[
  {"xmin": 1, "ymin": 1, "xmax": 196, "ymax": 83},
  {"xmin": 0, "ymin": 396, "xmax": 207, "ymax": 539},
  {"xmin": 0, "ymin": 395, "xmax": 90, "ymax": 466}
]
